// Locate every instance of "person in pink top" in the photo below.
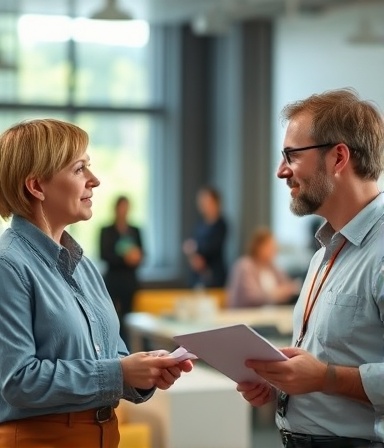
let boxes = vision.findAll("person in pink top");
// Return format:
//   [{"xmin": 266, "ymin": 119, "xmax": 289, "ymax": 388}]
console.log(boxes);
[{"xmin": 227, "ymin": 227, "xmax": 300, "ymax": 307}]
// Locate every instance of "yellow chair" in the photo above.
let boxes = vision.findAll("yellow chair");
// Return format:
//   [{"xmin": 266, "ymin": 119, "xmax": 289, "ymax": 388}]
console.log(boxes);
[
  {"xmin": 116, "ymin": 402, "xmax": 151, "ymax": 448},
  {"xmin": 133, "ymin": 288, "xmax": 227, "ymax": 315},
  {"xmin": 119, "ymin": 422, "xmax": 151, "ymax": 448}
]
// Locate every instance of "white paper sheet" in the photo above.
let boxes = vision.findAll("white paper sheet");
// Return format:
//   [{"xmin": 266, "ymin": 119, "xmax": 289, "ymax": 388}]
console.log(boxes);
[{"xmin": 173, "ymin": 323, "xmax": 288, "ymax": 383}]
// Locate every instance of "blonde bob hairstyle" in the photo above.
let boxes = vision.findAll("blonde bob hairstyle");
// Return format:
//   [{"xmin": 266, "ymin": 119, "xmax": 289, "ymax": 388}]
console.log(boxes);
[{"xmin": 0, "ymin": 118, "xmax": 88, "ymax": 220}]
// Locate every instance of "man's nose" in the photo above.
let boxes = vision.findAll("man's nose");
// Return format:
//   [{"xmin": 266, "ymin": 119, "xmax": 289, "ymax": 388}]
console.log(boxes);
[{"xmin": 276, "ymin": 160, "xmax": 292, "ymax": 179}]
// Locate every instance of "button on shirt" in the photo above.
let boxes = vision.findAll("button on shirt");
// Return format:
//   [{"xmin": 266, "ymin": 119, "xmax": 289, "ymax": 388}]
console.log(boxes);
[
  {"xmin": 276, "ymin": 193, "xmax": 384, "ymax": 439},
  {"xmin": 0, "ymin": 215, "xmax": 151, "ymax": 423}
]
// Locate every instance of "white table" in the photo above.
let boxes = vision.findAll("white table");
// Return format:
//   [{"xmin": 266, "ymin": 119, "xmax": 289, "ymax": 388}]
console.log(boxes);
[
  {"xmin": 125, "ymin": 305, "xmax": 294, "ymax": 352},
  {"xmin": 122, "ymin": 365, "xmax": 252, "ymax": 448}
]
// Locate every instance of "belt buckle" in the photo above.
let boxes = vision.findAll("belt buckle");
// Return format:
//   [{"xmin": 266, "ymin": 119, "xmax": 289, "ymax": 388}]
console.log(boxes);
[{"xmin": 96, "ymin": 406, "xmax": 112, "ymax": 423}]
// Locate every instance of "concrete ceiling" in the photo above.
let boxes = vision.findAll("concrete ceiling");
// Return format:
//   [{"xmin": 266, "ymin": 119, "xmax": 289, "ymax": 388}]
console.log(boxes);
[
  {"xmin": 1, "ymin": 0, "xmax": 380, "ymax": 32},
  {"xmin": 119, "ymin": 0, "xmax": 370, "ymax": 24},
  {"xmin": 0, "ymin": 0, "xmax": 373, "ymax": 22}
]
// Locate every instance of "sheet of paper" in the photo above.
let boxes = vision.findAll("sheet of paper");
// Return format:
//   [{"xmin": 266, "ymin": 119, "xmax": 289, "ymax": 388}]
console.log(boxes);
[
  {"xmin": 149, "ymin": 347, "xmax": 198, "ymax": 362},
  {"xmin": 173, "ymin": 323, "xmax": 288, "ymax": 383}
]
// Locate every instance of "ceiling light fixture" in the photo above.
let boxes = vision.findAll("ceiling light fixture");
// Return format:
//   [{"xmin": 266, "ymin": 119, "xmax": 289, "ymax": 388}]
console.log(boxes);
[
  {"xmin": 191, "ymin": 11, "xmax": 232, "ymax": 36},
  {"xmin": 90, "ymin": 0, "xmax": 133, "ymax": 21}
]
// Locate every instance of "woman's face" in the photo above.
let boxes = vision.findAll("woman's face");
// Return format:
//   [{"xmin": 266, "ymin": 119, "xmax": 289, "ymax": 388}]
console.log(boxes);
[
  {"xmin": 255, "ymin": 236, "xmax": 278, "ymax": 263},
  {"xmin": 39, "ymin": 151, "xmax": 100, "ymax": 228}
]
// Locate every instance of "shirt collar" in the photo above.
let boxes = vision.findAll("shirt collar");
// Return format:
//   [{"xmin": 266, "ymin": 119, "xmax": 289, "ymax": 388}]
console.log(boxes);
[
  {"xmin": 316, "ymin": 192, "xmax": 384, "ymax": 247},
  {"xmin": 11, "ymin": 215, "xmax": 83, "ymax": 272}
]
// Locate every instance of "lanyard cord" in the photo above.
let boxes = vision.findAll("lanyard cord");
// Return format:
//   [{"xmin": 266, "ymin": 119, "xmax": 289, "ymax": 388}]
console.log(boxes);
[{"xmin": 296, "ymin": 238, "xmax": 347, "ymax": 347}]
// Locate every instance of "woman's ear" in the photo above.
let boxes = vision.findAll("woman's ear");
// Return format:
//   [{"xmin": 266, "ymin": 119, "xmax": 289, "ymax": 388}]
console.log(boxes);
[{"xmin": 25, "ymin": 177, "xmax": 45, "ymax": 201}]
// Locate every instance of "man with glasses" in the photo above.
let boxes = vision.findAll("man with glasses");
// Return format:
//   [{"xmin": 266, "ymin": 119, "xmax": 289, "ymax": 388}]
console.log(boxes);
[{"xmin": 237, "ymin": 88, "xmax": 384, "ymax": 447}]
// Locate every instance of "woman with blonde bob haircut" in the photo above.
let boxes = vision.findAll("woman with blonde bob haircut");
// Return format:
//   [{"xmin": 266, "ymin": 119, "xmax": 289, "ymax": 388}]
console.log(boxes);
[
  {"xmin": 0, "ymin": 119, "xmax": 192, "ymax": 448},
  {"xmin": 0, "ymin": 119, "xmax": 88, "ymax": 220}
]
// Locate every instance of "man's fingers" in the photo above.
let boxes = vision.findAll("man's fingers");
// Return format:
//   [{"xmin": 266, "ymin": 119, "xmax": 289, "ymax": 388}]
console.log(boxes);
[{"xmin": 237, "ymin": 381, "xmax": 266, "ymax": 392}]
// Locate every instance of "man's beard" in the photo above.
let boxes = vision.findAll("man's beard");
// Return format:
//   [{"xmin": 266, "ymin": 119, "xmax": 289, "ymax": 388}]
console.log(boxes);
[{"xmin": 289, "ymin": 159, "xmax": 334, "ymax": 217}]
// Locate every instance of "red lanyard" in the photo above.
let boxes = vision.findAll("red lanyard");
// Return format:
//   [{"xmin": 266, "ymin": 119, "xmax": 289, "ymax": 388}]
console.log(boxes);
[{"xmin": 296, "ymin": 238, "xmax": 347, "ymax": 347}]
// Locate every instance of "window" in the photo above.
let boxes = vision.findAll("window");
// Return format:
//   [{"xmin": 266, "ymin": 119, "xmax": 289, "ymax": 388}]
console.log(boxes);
[{"xmin": 0, "ymin": 8, "xmax": 181, "ymax": 281}]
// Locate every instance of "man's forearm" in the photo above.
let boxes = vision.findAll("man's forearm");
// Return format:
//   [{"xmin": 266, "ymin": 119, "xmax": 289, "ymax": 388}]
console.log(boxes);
[{"xmin": 322, "ymin": 364, "xmax": 369, "ymax": 403}]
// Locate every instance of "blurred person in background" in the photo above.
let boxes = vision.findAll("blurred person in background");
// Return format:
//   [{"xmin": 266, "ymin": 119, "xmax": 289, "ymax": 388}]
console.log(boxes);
[
  {"xmin": 0, "ymin": 119, "xmax": 192, "ymax": 448},
  {"xmin": 183, "ymin": 186, "xmax": 228, "ymax": 288},
  {"xmin": 227, "ymin": 227, "xmax": 300, "ymax": 308},
  {"xmin": 100, "ymin": 195, "xmax": 143, "ymax": 349}
]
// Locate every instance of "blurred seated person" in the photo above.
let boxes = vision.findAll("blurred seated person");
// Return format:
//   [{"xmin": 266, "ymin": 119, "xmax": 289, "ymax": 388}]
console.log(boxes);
[
  {"xmin": 227, "ymin": 227, "xmax": 300, "ymax": 308},
  {"xmin": 183, "ymin": 186, "xmax": 228, "ymax": 288}
]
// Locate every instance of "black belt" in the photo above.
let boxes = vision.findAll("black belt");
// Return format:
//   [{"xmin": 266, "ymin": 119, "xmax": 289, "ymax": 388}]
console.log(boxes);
[
  {"xmin": 280, "ymin": 429, "xmax": 384, "ymax": 448},
  {"xmin": 95, "ymin": 406, "xmax": 114, "ymax": 423}
]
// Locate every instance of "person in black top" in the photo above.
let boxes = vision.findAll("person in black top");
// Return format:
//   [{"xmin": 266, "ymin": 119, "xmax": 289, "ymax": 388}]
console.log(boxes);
[
  {"xmin": 183, "ymin": 186, "xmax": 228, "ymax": 288},
  {"xmin": 100, "ymin": 195, "xmax": 143, "ymax": 347}
]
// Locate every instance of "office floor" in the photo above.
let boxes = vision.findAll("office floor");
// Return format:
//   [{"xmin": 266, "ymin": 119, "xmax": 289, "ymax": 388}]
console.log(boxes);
[
  {"xmin": 252, "ymin": 406, "xmax": 282, "ymax": 448},
  {"xmin": 253, "ymin": 425, "xmax": 282, "ymax": 448}
]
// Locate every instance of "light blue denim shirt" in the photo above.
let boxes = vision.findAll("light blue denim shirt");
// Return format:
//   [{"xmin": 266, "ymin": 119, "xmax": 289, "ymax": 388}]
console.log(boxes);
[
  {"xmin": 277, "ymin": 192, "xmax": 384, "ymax": 439},
  {"xmin": 0, "ymin": 215, "xmax": 152, "ymax": 423}
]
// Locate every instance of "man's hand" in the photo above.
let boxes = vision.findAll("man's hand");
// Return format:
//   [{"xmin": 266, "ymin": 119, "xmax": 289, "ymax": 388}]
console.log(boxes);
[
  {"xmin": 120, "ymin": 352, "xmax": 193, "ymax": 390},
  {"xmin": 236, "ymin": 381, "xmax": 276, "ymax": 407},
  {"xmin": 246, "ymin": 347, "xmax": 369, "ymax": 403},
  {"xmin": 245, "ymin": 347, "xmax": 327, "ymax": 395}
]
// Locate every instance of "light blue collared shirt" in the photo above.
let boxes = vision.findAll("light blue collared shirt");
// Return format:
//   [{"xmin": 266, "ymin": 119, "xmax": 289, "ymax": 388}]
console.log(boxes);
[
  {"xmin": 0, "ymin": 215, "xmax": 151, "ymax": 423},
  {"xmin": 277, "ymin": 193, "xmax": 384, "ymax": 440}
]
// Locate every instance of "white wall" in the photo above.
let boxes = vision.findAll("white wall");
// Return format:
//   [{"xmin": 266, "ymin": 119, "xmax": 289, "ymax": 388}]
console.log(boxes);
[{"xmin": 271, "ymin": 3, "xmax": 384, "ymax": 249}]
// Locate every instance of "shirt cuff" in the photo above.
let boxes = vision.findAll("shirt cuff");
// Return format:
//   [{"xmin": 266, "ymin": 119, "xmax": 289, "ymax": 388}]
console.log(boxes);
[
  {"xmin": 360, "ymin": 363, "xmax": 384, "ymax": 412},
  {"xmin": 123, "ymin": 386, "xmax": 156, "ymax": 404}
]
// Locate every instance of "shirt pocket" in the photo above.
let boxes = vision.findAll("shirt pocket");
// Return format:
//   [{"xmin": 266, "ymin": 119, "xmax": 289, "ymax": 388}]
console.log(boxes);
[{"xmin": 315, "ymin": 292, "xmax": 362, "ymax": 350}]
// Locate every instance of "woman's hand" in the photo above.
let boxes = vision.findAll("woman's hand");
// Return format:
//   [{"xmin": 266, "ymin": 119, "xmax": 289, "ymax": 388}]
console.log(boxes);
[
  {"xmin": 120, "ymin": 352, "xmax": 193, "ymax": 390},
  {"xmin": 154, "ymin": 360, "xmax": 193, "ymax": 390}
]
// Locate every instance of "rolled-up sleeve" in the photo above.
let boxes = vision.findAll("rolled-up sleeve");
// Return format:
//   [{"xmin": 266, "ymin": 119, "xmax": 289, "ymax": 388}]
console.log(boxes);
[{"xmin": 359, "ymin": 254, "xmax": 384, "ymax": 412}]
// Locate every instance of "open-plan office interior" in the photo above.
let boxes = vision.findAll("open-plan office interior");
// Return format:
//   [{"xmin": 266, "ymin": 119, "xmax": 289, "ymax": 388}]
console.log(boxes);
[
  {"xmin": 1, "ymin": 0, "xmax": 384, "ymax": 447},
  {"xmin": 1, "ymin": 0, "xmax": 383, "ymax": 282}
]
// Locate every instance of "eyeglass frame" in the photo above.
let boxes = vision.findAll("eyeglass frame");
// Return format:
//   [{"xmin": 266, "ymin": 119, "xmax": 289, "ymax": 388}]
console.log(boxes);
[{"xmin": 281, "ymin": 143, "xmax": 336, "ymax": 165}]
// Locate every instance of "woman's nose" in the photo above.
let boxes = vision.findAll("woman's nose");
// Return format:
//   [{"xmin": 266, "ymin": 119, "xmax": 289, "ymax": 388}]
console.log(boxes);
[{"xmin": 88, "ymin": 171, "xmax": 100, "ymax": 188}]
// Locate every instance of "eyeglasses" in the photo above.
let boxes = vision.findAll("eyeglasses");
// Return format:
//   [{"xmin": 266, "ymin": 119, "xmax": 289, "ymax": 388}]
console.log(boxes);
[{"xmin": 281, "ymin": 143, "xmax": 336, "ymax": 165}]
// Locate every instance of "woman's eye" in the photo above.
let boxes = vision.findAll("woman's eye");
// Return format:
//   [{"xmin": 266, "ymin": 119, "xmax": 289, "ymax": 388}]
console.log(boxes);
[{"xmin": 75, "ymin": 163, "xmax": 90, "ymax": 174}]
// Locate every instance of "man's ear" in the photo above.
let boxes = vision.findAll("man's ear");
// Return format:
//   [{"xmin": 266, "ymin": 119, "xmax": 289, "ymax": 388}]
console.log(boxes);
[
  {"xmin": 25, "ymin": 177, "xmax": 45, "ymax": 201},
  {"xmin": 334, "ymin": 143, "xmax": 350, "ymax": 174}
]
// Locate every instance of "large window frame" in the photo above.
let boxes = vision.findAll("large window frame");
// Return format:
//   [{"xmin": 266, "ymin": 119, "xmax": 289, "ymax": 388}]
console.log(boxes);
[{"xmin": 0, "ymin": 7, "xmax": 184, "ymax": 283}]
